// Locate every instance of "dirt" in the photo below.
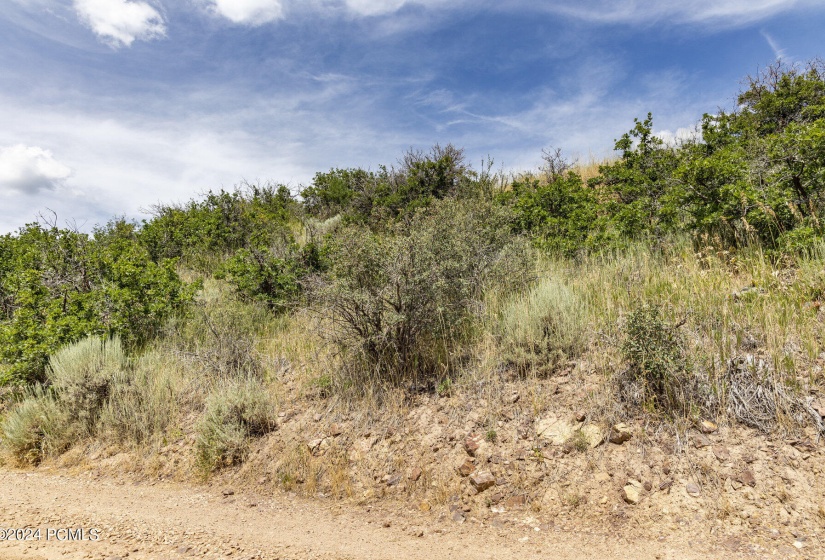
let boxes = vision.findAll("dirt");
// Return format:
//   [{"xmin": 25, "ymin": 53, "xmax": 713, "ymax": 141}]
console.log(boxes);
[{"xmin": 0, "ymin": 469, "xmax": 814, "ymax": 560}]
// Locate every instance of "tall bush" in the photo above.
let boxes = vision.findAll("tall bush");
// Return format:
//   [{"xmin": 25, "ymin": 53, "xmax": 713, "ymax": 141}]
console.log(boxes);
[{"xmin": 315, "ymin": 198, "xmax": 531, "ymax": 387}]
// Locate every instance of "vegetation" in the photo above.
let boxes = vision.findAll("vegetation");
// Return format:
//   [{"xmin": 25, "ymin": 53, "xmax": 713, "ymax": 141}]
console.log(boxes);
[{"xmin": 3, "ymin": 59, "xmax": 825, "ymax": 474}]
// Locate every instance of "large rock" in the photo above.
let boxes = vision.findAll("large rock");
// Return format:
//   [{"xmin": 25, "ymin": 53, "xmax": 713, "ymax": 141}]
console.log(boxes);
[
  {"xmin": 457, "ymin": 459, "xmax": 476, "ymax": 477},
  {"xmin": 576, "ymin": 424, "xmax": 603, "ymax": 448},
  {"xmin": 469, "ymin": 471, "xmax": 496, "ymax": 492},
  {"xmin": 464, "ymin": 433, "xmax": 483, "ymax": 456},
  {"xmin": 536, "ymin": 416, "xmax": 578, "ymax": 445},
  {"xmin": 609, "ymin": 423, "xmax": 632, "ymax": 444},
  {"xmin": 736, "ymin": 469, "xmax": 756, "ymax": 487},
  {"xmin": 621, "ymin": 480, "xmax": 643, "ymax": 504}
]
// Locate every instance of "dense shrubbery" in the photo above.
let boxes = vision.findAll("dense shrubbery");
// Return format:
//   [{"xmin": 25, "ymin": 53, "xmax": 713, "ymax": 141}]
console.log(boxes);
[
  {"xmin": 140, "ymin": 183, "xmax": 297, "ymax": 264},
  {"xmin": 0, "ymin": 222, "xmax": 194, "ymax": 384},
  {"xmin": 301, "ymin": 144, "xmax": 491, "ymax": 227},
  {"xmin": 500, "ymin": 60, "xmax": 825, "ymax": 255}
]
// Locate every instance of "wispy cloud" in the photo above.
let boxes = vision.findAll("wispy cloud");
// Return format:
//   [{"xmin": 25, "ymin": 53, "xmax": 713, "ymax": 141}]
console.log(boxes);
[
  {"xmin": 0, "ymin": 144, "xmax": 72, "ymax": 195},
  {"xmin": 205, "ymin": 0, "xmax": 284, "ymax": 25},
  {"xmin": 760, "ymin": 30, "xmax": 787, "ymax": 60},
  {"xmin": 539, "ymin": 0, "xmax": 818, "ymax": 27},
  {"xmin": 73, "ymin": 0, "xmax": 165, "ymax": 47}
]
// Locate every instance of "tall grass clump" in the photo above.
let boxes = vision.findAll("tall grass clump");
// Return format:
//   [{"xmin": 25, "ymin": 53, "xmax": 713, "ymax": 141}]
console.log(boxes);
[
  {"xmin": 98, "ymin": 351, "xmax": 179, "ymax": 445},
  {"xmin": 498, "ymin": 275, "xmax": 588, "ymax": 374},
  {"xmin": 1, "ymin": 390, "xmax": 71, "ymax": 465},
  {"xmin": 195, "ymin": 376, "xmax": 278, "ymax": 473},
  {"xmin": 166, "ymin": 278, "xmax": 271, "ymax": 379}
]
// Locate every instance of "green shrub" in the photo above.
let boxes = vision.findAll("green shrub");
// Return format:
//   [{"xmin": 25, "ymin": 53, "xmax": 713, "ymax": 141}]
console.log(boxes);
[
  {"xmin": 1, "ymin": 391, "xmax": 72, "ymax": 465},
  {"xmin": 195, "ymin": 376, "xmax": 277, "ymax": 473},
  {"xmin": 498, "ymin": 276, "xmax": 588, "ymax": 374},
  {"xmin": 218, "ymin": 240, "xmax": 327, "ymax": 312},
  {"xmin": 499, "ymin": 172, "xmax": 614, "ymax": 256},
  {"xmin": 47, "ymin": 336, "xmax": 128, "ymax": 435},
  {"xmin": 301, "ymin": 144, "xmax": 477, "ymax": 227},
  {"xmin": 315, "ymin": 198, "xmax": 532, "ymax": 387},
  {"xmin": 621, "ymin": 305, "xmax": 688, "ymax": 412},
  {"xmin": 0, "ymin": 222, "xmax": 193, "ymax": 384}
]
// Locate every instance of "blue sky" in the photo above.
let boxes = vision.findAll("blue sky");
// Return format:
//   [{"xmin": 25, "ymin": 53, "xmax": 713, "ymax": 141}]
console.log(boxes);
[{"xmin": 1, "ymin": 0, "xmax": 825, "ymax": 233}]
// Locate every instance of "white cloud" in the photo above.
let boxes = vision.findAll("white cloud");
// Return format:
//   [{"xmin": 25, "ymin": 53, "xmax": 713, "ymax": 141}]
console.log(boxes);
[
  {"xmin": 343, "ymin": 0, "xmax": 407, "ymax": 16},
  {"xmin": 207, "ymin": 0, "xmax": 284, "ymax": 25},
  {"xmin": 74, "ymin": 0, "xmax": 165, "ymax": 47},
  {"xmin": 0, "ymin": 145, "xmax": 72, "ymax": 195},
  {"xmin": 544, "ymin": 0, "xmax": 817, "ymax": 27},
  {"xmin": 656, "ymin": 126, "xmax": 701, "ymax": 146}
]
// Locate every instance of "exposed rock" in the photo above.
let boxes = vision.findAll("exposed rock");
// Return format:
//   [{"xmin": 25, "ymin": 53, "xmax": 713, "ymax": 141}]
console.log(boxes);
[
  {"xmin": 622, "ymin": 480, "xmax": 643, "ymax": 504},
  {"xmin": 313, "ymin": 413, "xmax": 322, "ymax": 422},
  {"xmin": 693, "ymin": 433, "xmax": 712, "ymax": 448},
  {"xmin": 713, "ymin": 446, "xmax": 731, "ymax": 462},
  {"xmin": 464, "ymin": 433, "xmax": 482, "ymax": 456},
  {"xmin": 577, "ymin": 424, "xmax": 603, "ymax": 448},
  {"xmin": 409, "ymin": 467, "xmax": 422, "ymax": 482},
  {"xmin": 574, "ymin": 411, "xmax": 587, "ymax": 423},
  {"xmin": 698, "ymin": 420, "xmax": 718, "ymax": 434},
  {"xmin": 609, "ymin": 423, "xmax": 632, "ymax": 444},
  {"xmin": 222, "ymin": 489, "xmax": 235, "ymax": 497},
  {"xmin": 457, "ymin": 459, "xmax": 476, "ymax": 477},
  {"xmin": 307, "ymin": 438, "xmax": 325, "ymax": 454},
  {"xmin": 505, "ymin": 494, "xmax": 526, "ymax": 509},
  {"xmin": 662, "ymin": 462, "xmax": 671, "ymax": 475},
  {"xmin": 686, "ymin": 483, "xmax": 701, "ymax": 497},
  {"xmin": 643, "ymin": 481, "xmax": 652, "ymax": 492},
  {"xmin": 451, "ymin": 511, "xmax": 466, "ymax": 523},
  {"xmin": 469, "ymin": 471, "xmax": 496, "ymax": 492},
  {"xmin": 386, "ymin": 474, "xmax": 402, "ymax": 487},
  {"xmin": 329, "ymin": 423, "xmax": 343, "ymax": 437},
  {"xmin": 537, "ymin": 416, "xmax": 579, "ymax": 445},
  {"xmin": 736, "ymin": 469, "xmax": 756, "ymax": 487}
]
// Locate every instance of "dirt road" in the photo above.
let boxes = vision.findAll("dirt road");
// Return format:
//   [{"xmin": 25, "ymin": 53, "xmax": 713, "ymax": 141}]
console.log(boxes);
[{"xmin": 0, "ymin": 470, "xmax": 791, "ymax": 560}]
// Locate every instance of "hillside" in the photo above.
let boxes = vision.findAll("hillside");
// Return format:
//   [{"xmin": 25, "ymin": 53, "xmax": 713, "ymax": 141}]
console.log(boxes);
[{"xmin": 2, "ymin": 60, "xmax": 825, "ymax": 558}]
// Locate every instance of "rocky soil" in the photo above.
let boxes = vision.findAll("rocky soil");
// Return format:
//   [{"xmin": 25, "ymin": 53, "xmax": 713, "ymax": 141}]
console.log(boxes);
[
  {"xmin": 4, "ymin": 364, "xmax": 825, "ymax": 559},
  {"xmin": 0, "ymin": 470, "xmax": 810, "ymax": 560}
]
